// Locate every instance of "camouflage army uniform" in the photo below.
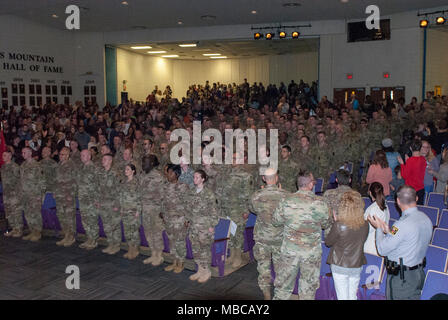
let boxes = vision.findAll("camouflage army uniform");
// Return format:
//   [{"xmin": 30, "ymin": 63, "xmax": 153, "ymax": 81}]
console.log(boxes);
[
  {"xmin": 1, "ymin": 161, "xmax": 22, "ymax": 231},
  {"xmin": 77, "ymin": 161, "xmax": 99, "ymax": 240},
  {"xmin": 98, "ymin": 166, "xmax": 122, "ymax": 247},
  {"xmin": 179, "ymin": 166, "xmax": 195, "ymax": 188},
  {"xmin": 20, "ymin": 159, "xmax": 45, "ymax": 232},
  {"xmin": 39, "ymin": 158, "xmax": 58, "ymax": 194},
  {"xmin": 272, "ymin": 190, "xmax": 331, "ymax": 300},
  {"xmin": 186, "ymin": 186, "xmax": 219, "ymax": 270},
  {"xmin": 120, "ymin": 177, "xmax": 141, "ymax": 246},
  {"xmin": 202, "ymin": 165, "xmax": 219, "ymax": 193},
  {"xmin": 295, "ymin": 148, "xmax": 314, "ymax": 175},
  {"xmin": 278, "ymin": 158, "xmax": 299, "ymax": 193},
  {"xmin": 311, "ymin": 144, "xmax": 333, "ymax": 181},
  {"xmin": 215, "ymin": 166, "xmax": 255, "ymax": 250},
  {"xmin": 162, "ymin": 182, "xmax": 189, "ymax": 261},
  {"xmin": 139, "ymin": 169, "xmax": 166, "ymax": 254},
  {"xmin": 249, "ymin": 184, "xmax": 291, "ymax": 294},
  {"xmin": 54, "ymin": 159, "xmax": 78, "ymax": 235}
]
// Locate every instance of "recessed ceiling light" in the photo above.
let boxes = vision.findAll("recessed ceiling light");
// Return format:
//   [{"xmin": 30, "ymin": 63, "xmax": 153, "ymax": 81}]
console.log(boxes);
[
  {"xmin": 52, "ymin": 14, "xmax": 58, "ymax": 18},
  {"xmin": 201, "ymin": 15, "xmax": 216, "ymax": 20},
  {"xmin": 178, "ymin": 21, "xmax": 183, "ymax": 25},
  {"xmin": 179, "ymin": 44, "xmax": 197, "ymax": 47},
  {"xmin": 203, "ymin": 53, "xmax": 221, "ymax": 56},
  {"xmin": 282, "ymin": 2, "xmax": 301, "ymax": 7},
  {"xmin": 131, "ymin": 46, "xmax": 152, "ymax": 49},
  {"xmin": 251, "ymin": 10, "xmax": 257, "ymax": 14},
  {"xmin": 121, "ymin": 1, "xmax": 129, "ymax": 5},
  {"xmin": 210, "ymin": 56, "xmax": 227, "ymax": 59},
  {"xmin": 340, "ymin": 0, "xmax": 349, "ymax": 3},
  {"xmin": 162, "ymin": 55, "xmax": 179, "ymax": 58},
  {"xmin": 147, "ymin": 51, "xmax": 167, "ymax": 54}
]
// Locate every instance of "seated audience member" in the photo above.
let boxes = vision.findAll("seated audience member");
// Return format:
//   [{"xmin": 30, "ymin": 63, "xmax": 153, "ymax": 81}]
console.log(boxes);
[{"xmin": 325, "ymin": 190, "xmax": 369, "ymax": 300}]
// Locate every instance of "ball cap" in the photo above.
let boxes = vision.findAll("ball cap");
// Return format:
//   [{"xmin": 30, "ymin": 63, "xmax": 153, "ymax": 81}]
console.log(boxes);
[{"xmin": 382, "ymin": 138, "xmax": 393, "ymax": 148}]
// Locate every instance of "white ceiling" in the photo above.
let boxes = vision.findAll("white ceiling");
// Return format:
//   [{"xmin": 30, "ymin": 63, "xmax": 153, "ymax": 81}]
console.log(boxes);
[
  {"xmin": 1, "ymin": 0, "xmax": 447, "ymax": 32},
  {"xmin": 116, "ymin": 38, "xmax": 319, "ymax": 60}
]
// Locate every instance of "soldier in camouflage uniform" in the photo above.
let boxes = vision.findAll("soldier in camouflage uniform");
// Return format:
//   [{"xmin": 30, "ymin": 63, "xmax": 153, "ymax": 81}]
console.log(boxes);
[
  {"xmin": 249, "ymin": 168, "xmax": 291, "ymax": 300},
  {"xmin": 2, "ymin": 150, "xmax": 23, "ymax": 237},
  {"xmin": 272, "ymin": 171, "xmax": 332, "ymax": 300},
  {"xmin": 295, "ymin": 136, "xmax": 314, "ymax": 174},
  {"xmin": 54, "ymin": 147, "xmax": 78, "ymax": 247},
  {"xmin": 140, "ymin": 155, "xmax": 166, "ymax": 266},
  {"xmin": 98, "ymin": 153, "xmax": 122, "ymax": 255},
  {"xmin": 20, "ymin": 147, "xmax": 45, "ymax": 242},
  {"xmin": 278, "ymin": 145, "xmax": 299, "ymax": 193},
  {"xmin": 77, "ymin": 149, "xmax": 100, "ymax": 250},
  {"xmin": 186, "ymin": 170, "xmax": 219, "ymax": 283},
  {"xmin": 40, "ymin": 147, "xmax": 58, "ymax": 195},
  {"xmin": 215, "ymin": 152, "xmax": 255, "ymax": 268},
  {"xmin": 120, "ymin": 164, "xmax": 141, "ymax": 260},
  {"xmin": 162, "ymin": 164, "xmax": 189, "ymax": 273}
]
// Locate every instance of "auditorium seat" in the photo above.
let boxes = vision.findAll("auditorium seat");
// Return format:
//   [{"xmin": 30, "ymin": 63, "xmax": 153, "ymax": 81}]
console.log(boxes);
[
  {"xmin": 438, "ymin": 209, "xmax": 448, "ymax": 229},
  {"xmin": 426, "ymin": 192, "xmax": 446, "ymax": 211},
  {"xmin": 244, "ymin": 213, "xmax": 257, "ymax": 261},
  {"xmin": 417, "ymin": 205, "xmax": 439, "ymax": 227},
  {"xmin": 431, "ymin": 228, "xmax": 448, "ymax": 250},
  {"xmin": 421, "ymin": 270, "xmax": 448, "ymax": 300},
  {"xmin": 368, "ymin": 270, "xmax": 387, "ymax": 300},
  {"xmin": 314, "ymin": 178, "xmax": 324, "ymax": 194},
  {"xmin": 363, "ymin": 197, "xmax": 372, "ymax": 210},
  {"xmin": 386, "ymin": 201, "xmax": 401, "ymax": 220},
  {"xmin": 424, "ymin": 245, "xmax": 448, "ymax": 274},
  {"xmin": 357, "ymin": 253, "xmax": 385, "ymax": 300}
]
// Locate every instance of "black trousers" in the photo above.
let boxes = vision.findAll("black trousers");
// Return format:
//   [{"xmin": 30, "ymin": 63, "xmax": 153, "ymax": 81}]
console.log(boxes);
[{"xmin": 386, "ymin": 267, "xmax": 425, "ymax": 300}]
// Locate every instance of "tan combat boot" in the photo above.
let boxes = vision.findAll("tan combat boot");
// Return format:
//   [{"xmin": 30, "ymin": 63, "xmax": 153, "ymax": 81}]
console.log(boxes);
[
  {"xmin": 107, "ymin": 243, "xmax": 121, "ymax": 255},
  {"xmin": 164, "ymin": 259, "xmax": 177, "ymax": 272},
  {"xmin": 127, "ymin": 245, "xmax": 140, "ymax": 260},
  {"xmin": 63, "ymin": 232, "xmax": 76, "ymax": 247},
  {"xmin": 56, "ymin": 230, "xmax": 67, "ymax": 246},
  {"xmin": 85, "ymin": 238, "xmax": 98, "ymax": 250},
  {"xmin": 231, "ymin": 248, "xmax": 243, "ymax": 268},
  {"xmin": 173, "ymin": 259, "xmax": 184, "ymax": 273},
  {"xmin": 79, "ymin": 238, "xmax": 90, "ymax": 249},
  {"xmin": 189, "ymin": 267, "xmax": 202, "ymax": 281},
  {"xmin": 151, "ymin": 250, "xmax": 164, "ymax": 266},
  {"xmin": 197, "ymin": 267, "xmax": 212, "ymax": 283},
  {"xmin": 30, "ymin": 230, "xmax": 42, "ymax": 242},
  {"xmin": 123, "ymin": 244, "xmax": 131, "ymax": 259},
  {"xmin": 262, "ymin": 289, "xmax": 271, "ymax": 300},
  {"xmin": 143, "ymin": 255, "xmax": 155, "ymax": 265},
  {"xmin": 226, "ymin": 248, "xmax": 235, "ymax": 264},
  {"xmin": 22, "ymin": 229, "xmax": 34, "ymax": 241},
  {"xmin": 4, "ymin": 229, "xmax": 14, "ymax": 237},
  {"xmin": 102, "ymin": 243, "xmax": 114, "ymax": 254},
  {"xmin": 11, "ymin": 228, "xmax": 23, "ymax": 238}
]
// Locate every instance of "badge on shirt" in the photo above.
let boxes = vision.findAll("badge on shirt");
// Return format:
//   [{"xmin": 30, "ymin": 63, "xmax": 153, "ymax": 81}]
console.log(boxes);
[{"xmin": 390, "ymin": 226, "xmax": 399, "ymax": 235}]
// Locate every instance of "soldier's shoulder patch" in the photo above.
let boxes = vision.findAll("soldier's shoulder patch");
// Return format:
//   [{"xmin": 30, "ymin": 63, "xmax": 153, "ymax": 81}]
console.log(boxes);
[{"xmin": 390, "ymin": 226, "xmax": 399, "ymax": 235}]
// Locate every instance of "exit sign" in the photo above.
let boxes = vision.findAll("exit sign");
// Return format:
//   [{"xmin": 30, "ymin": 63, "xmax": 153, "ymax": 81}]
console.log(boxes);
[
  {"xmin": 347, "ymin": 73, "xmax": 353, "ymax": 79},
  {"xmin": 383, "ymin": 72, "xmax": 390, "ymax": 78}
]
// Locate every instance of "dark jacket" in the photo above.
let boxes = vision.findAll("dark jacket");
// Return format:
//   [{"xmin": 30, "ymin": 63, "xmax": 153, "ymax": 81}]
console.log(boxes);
[{"xmin": 325, "ymin": 221, "xmax": 369, "ymax": 268}]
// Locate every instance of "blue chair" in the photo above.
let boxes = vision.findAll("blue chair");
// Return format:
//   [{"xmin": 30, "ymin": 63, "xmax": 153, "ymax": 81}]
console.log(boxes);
[
  {"xmin": 367, "ymin": 267, "xmax": 387, "ymax": 300},
  {"xmin": 314, "ymin": 178, "xmax": 324, "ymax": 194},
  {"xmin": 363, "ymin": 197, "xmax": 372, "ymax": 210},
  {"xmin": 357, "ymin": 254, "xmax": 385, "ymax": 300},
  {"xmin": 424, "ymin": 245, "xmax": 448, "ymax": 274},
  {"xmin": 387, "ymin": 201, "xmax": 401, "ymax": 220},
  {"xmin": 427, "ymin": 193, "xmax": 446, "ymax": 210},
  {"xmin": 417, "ymin": 205, "xmax": 439, "ymax": 227},
  {"xmin": 431, "ymin": 228, "xmax": 448, "ymax": 250},
  {"xmin": 421, "ymin": 270, "xmax": 448, "ymax": 300},
  {"xmin": 438, "ymin": 209, "xmax": 448, "ymax": 229}
]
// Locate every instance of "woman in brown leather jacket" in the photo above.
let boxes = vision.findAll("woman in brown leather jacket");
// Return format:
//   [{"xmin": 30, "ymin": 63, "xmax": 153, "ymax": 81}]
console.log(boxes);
[{"xmin": 325, "ymin": 190, "xmax": 369, "ymax": 300}]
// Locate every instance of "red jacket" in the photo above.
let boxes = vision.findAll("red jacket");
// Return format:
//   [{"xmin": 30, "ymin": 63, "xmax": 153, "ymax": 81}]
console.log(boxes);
[{"xmin": 400, "ymin": 156, "xmax": 426, "ymax": 191}]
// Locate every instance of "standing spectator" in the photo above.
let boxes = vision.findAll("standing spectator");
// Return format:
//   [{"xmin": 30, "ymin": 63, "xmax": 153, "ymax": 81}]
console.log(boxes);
[
  {"xmin": 325, "ymin": 190, "xmax": 369, "ymax": 300},
  {"xmin": 382, "ymin": 138, "xmax": 400, "ymax": 180},
  {"xmin": 420, "ymin": 139, "xmax": 439, "ymax": 197},
  {"xmin": 397, "ymin": 140, "xmax": 426, "ymax": 205},
  {"xmin": 366, "ymin": 150, "xmax": 393, "ymax": 197},
  {"xmin": 428, "ymin": 148, "xmax": 448, "ymax": 193},
  {"xmin": 368, "ymin": 185, "xmax": 432, "ymax": 300},
  {"xmin": 364, "ymin": 182, "xmax": 390, "ymax": 255}
]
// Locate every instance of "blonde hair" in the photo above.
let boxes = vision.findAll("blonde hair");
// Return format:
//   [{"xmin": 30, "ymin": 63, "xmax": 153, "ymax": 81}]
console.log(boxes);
[{"xmin": 337, "ymin": 190, "xmax": 366, "ymax": 230}]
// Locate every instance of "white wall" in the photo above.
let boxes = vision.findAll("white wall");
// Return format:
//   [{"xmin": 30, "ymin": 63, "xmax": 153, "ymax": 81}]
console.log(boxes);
[
  {"xmin": 116, "ymin": 48, "xmax": 173, "ymax": 101},
  {"xmin": 0, "ymin": 15, "xmax": 105, "ymax": 107},
  {"xmin": 426, "ymin": 28, "xmax": 448, "ymax": 96},
  {"xmin": 319, "ymin": 12, "xmax": 424, "ymax": 103},
  {"xmin": 116, "ymin": 50, "xmax": 318, "ymax": 100}
]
